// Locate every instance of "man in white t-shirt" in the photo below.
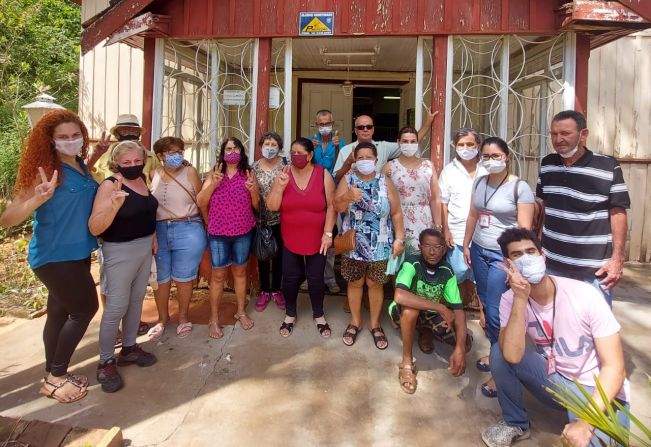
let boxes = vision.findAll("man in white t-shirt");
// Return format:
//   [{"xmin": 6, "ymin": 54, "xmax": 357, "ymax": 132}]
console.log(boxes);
[
  {"xmin": 333, "ymin": 109, "xmax": 435, "ymax": 184},
  {"xmin": 481, "ymin": 227, "xmax": 629, "ymax": 447}
]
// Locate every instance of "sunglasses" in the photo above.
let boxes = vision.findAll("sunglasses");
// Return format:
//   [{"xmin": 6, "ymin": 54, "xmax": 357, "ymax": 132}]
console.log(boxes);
[{"xmin": 355, "ymin": 124, "xmax": 374, "ymax": 131}]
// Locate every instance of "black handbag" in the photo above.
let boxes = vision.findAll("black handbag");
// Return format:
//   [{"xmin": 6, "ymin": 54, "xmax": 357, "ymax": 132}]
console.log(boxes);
[{"xmin": 252, "ymin": 206, "xmax": 278, "ymax": 261}]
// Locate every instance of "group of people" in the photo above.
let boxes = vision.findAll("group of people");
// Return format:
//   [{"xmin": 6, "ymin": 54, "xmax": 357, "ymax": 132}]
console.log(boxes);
[{"xmin": 0, "ymin": 106, "xmax": 631, "ymax": 447}]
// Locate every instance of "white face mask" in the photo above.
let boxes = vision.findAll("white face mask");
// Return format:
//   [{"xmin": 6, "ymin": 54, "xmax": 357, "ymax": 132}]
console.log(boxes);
[
  {"xmin": 400, "ymin": 143, "xmax": 419, "ymax": 157},
  {"xmin": 54, "ymin": 137, "xmax": 84, "ymax": 156},
  {"xmin": 513, "ymin": 253, "xmax": 546, "ymax": 284},
  {"xmin": 261, "ymin": 146, "xmax": 279, "ymax": 159},
  {"xmin": 482, "ymin": 159, "xmax": 507, "ymax": 174},
  {"xmin": 356, "ymin": 159, "xmax": 376, "ymax": 175},
  {"xmin": 319, "ymin": 126, "xmax": 333, "ymax": 136},
  {"xmin": 558, "ymin": 142, "xmax": 579, "ymax": 159},
  {"xmin": 456, "ymin": 147, "xmax": 478, "ymax": 160}
]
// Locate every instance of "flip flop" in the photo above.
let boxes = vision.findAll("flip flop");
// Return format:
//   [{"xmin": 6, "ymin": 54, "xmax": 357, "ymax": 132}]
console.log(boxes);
[
  {"xmin": 137, "ymin": 321, "xmax": 150, "ymax": 336},
  {"xmin": 39, "ymin": 377, "xmax": 88, "ymax": 403},
  {"xmin": 208, "ymin": 321, "xmax": 224, "ymax": 339},
  {"xmin": 481, "ymin": 382, "xmax": 498, "ymax": 398},
  {"xmin": 147, "ymin": 323, "xmax": 166, "ymax": 342},
  {"xmin": 234, "ymin": 312, "xmax": 254, "ymax": 330},
  {"xmin": 176, "ymin": 322, "xmax": 193, "ymax": 338},
  {"xmin": 476, "ymin": 358, "xmax": 491, "ymax": 372}
]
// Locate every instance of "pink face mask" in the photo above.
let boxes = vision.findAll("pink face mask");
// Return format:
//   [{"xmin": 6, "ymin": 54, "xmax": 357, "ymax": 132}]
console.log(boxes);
[{"xmin": 224, "ymin": 152, "xmax": 241, "ymax": 164}]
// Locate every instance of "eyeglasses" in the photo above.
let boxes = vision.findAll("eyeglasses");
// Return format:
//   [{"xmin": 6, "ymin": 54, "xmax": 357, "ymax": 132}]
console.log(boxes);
[
  {"xmin": 481, "ymin": 154, "xmax": 505, "ymax": 161},
  {"xmin": 421, "ymin": 243, "xmax": 446, "ymax": 251},
  {"xmin": 355, "ymin": 125, "xmax": 374, "ymax": 131},
  {"xmin": 165, "ymin": 148, "xmax": 184, "ymax": 155}
]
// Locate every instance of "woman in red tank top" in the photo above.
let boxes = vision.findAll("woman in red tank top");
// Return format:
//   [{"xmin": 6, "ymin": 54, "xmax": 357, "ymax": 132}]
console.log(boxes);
[{"xmin": 266, "ymin": 137, "xmax": 337, "ymax": 338}]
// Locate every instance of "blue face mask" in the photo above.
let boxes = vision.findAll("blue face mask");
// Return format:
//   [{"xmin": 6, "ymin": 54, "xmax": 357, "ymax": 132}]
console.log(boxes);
[{"xmin": 164, "ymin": 153, "xmax": 184, "ymax": 169}]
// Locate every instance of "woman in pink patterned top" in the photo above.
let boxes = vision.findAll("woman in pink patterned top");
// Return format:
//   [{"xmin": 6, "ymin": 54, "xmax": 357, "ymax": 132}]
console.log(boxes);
[
  {"xmin": 197, "ymin": 137, "xmax": 260, "ymax": 338},
  {"xmin": 381, "ymin": 126, "xmax": 442, "ymax": 257}
]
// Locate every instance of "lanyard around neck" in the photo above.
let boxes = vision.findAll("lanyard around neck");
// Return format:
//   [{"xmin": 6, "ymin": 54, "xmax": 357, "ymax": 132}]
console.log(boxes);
[
  {"xmin": 527, "ymin": 281, "xmax": 556, "ymax": 357},
  {"xmin": 483, "ymin": 174, "xmax": 508, "ymax": 208}
]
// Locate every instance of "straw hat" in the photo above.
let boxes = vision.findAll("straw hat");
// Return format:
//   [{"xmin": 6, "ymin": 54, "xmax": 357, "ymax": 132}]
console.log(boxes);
[{"xmin": 110, "ymin": 113, "xmax": 145, "ymax": 136}]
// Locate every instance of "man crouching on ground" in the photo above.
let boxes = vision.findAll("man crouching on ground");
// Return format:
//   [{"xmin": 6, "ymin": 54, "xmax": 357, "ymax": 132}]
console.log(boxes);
[
  {"xmin": 481, "ymin": 227, "xmax": 629, "ymax": 447},
  {"xmin": 388, "ymin": 228, "xmax": 470, "ymax": 394}
]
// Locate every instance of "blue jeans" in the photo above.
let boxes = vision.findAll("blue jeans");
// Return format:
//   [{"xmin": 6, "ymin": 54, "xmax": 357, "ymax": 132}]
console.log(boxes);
[
  {"xmin": 447, "ymin": 244, "xmax": 474, "ymax": 283},
  {"xmin": 490, "ymin": 343, "xmax": 629, "ymax": 446},
  {"xmin": 470, "ymin": 243, "xmax": 507, "ymax": 345},
  {"xmin": 546, "ymin": 266, "xmax": 612, "ymax": 306}
]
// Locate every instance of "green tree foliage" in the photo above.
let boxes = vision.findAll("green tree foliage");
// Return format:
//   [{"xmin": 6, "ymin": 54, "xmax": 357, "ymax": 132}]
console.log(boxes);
[{"xmin": 0, "ymin": 0, "xmax": 80, "ymax": 199}]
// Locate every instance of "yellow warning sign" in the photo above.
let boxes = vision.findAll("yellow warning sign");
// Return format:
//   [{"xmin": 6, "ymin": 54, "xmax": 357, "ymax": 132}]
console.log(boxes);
[
  {"xmin": 299, "ymin": 12, "xmax": 334, "ymax": 36},
  {"xmin": 302, "ymin": 17, "xmax": 330, "ymax": 33}
]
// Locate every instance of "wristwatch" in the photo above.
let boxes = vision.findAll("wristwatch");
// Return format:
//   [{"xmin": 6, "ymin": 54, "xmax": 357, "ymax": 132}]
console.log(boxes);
[{"xmin": 324, "ymin": 231, "xmax": 333, "ymax": 238}]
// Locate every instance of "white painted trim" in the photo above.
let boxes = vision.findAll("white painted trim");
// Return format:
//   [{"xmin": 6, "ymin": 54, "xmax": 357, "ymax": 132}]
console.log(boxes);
[
  {"xmin": 249, "ymin": 38, "xmax": 260, "ymax": 161},
  {"xmin": 151, "ymin": 38, "xmax": 165, "ymax": 148},
  {"xmin": 562, "ymin": 32, "xmax": 577, "ymax": 111},
  {"xmin": 210, "ymin": 43, "xmax": 219, "ymax": 167},
  {"xmin": 415, "ymin": 36, "xmax": 424, "ymax": 130},
  {"xmin": 443, "ymin": 36, "xmax": 454, "ymax": 164},
  {"xmin": 499, "ymin": 36, "xmax": 510, "ymax": 139},
  {"xmin": 284, "ymin": 38, "xmax": 293, "ymax": 155}
]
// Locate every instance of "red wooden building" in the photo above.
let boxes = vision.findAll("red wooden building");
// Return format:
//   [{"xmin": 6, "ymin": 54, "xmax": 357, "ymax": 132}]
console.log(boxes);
[{"xmin": 78, "ymin": 0, "xmax": 650, "ymax": 176}]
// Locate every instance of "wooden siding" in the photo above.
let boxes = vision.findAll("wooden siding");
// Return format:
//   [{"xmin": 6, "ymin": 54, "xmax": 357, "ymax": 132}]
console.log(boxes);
[
  {"xmin": 152, "ymin": 0, "xmax": 563, "ymax": 39},
  {"xmin": 79, "ymin": 42, "xmax": 145, "ymax": 141},
  {"xmin": 81, "ymin": 0, "xmax": 110, "ymax": 23},
  {"xmin": 587, "ymin": 30, "xmax": 651, "ymax": 262}
]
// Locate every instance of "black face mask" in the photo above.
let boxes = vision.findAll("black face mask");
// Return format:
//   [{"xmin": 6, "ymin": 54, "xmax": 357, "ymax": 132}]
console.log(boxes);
[
  {"xmin": 117, "ymin": 135, "xmax": 140, "ymax": 141},
  {"xmin": 117, "ymin": 164, "xmax": 145, "ymax": 180}
]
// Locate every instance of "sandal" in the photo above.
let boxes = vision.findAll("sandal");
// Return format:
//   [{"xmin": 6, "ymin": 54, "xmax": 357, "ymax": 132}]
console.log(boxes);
[
  {"xmin": 147, "ymin": 323, "xmax": 166, "ymax": 342},
  {"xmin": 314, "ymin": 318, "xmax": 331, "ymax": 338},
  {"xmin": 342, "ymin": 324, "xmax": 360, "ymax": 346},
  {"xmin": 398, "ymin": 360, "xmax": 418, "ymax": 394},
  {"xmin": 39, "ymin": 377, "xmax": 88, "ymax": 403},
  {"xmin": 137, "ymin": 321, "xmax": 150, "ymax": 336},
  {"xmin": 370, "ymin": 326, "xmax": 388, "ymax": 350},
  {"xmin": 208, "ymin": 321, "xmax": 224, "ymax": 339},
  {"xmin": 67, "ymin": 373, "xmax": 89, "ymax": 388},
  {"xmin": 481, "ymin": 382, "xmax": 498, "ymax": 398},
  {"xmin": 279, "ymin": 317, "xmax": 295, "ymax": 338},
  {"xmin": 234, "ymin": 312, "xmax": 254, "ymax": 330},
  {"xmin": 176, "ymin": 322, "xmax": 193, "ymax": 338},
  {"xmin": 476, "ymin": 357, "xmax": 491, "ymax": 372}
]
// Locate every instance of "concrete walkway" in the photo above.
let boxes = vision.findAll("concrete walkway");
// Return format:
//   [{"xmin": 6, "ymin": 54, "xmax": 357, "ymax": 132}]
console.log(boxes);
[{"xmin": 1, "ymin": 264, "xmax": 650, "ymax": 446}]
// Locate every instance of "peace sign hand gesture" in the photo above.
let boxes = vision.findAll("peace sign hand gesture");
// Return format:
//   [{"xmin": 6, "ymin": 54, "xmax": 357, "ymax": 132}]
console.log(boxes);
[
  {"xmin": 33, "ymin": 167, "xmax": 59, "ymax": 205},
  {"xmin": 274, "ymin": 165, "xmax": 290, "ymax": 192},
  {"xmin": 110, "ymin": 178, "xmax": 129, "ymax": 210},
  {"xmin": 245, "ymin": 169, "xmax": 258, "ymax": 194},
  {"xmin": 499, "ymin": 259, "xmax": 530, "ymax": 301},
  {"xmin": 211, "ymin": 163, "xmax": 224, "ymax": 188}
]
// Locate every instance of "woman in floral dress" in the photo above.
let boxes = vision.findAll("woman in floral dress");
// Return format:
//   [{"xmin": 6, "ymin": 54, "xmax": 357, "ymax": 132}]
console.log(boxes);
[{"xmin": 381, "ymin": 126, "xmax": 442, "ymax": 257}]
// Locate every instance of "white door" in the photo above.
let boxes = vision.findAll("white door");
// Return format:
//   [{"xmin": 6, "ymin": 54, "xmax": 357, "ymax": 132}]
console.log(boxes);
[{"xmin": 300, "ymin": 83, "xmax": 353, "ymax": 144}]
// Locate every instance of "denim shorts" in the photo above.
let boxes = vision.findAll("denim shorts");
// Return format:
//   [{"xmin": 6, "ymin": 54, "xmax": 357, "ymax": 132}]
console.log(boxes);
[
  {"xmin": 208, "ymin": 230, "xmax": 253, "ymax": 268},
  {"xmin": 446, "ymin": 244, "xmax": 474, "ymax": 283},
  {"xmin": 155, "ymin": 217, "xmax": 207, "ymax": 283}
]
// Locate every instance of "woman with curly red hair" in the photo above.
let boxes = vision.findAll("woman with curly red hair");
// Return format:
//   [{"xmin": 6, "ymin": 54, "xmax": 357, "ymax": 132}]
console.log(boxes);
[{"xmin": 0, "ymin": 109, "xmax": 100, "ymax": 403}]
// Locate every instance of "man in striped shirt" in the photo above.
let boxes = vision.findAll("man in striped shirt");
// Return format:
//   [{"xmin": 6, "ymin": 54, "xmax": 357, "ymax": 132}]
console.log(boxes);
[{"xmin": 536, "ymin": 110, "xmax": 630, "ymax": 305}]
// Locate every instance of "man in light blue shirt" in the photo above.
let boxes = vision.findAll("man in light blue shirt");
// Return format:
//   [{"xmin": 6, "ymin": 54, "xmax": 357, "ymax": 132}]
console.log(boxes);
[{"xmin": 311, "ymin": 109, "xmax": 344, "ymax": 176}]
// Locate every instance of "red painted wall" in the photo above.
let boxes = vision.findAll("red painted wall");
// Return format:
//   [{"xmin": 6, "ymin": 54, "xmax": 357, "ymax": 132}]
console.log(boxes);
[{"xmin": 150, "ymin": 0, "xmax": 563, "ymax": 39}]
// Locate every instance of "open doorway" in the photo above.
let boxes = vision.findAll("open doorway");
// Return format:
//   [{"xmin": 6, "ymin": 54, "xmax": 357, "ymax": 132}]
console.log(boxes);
[{"xmin": 352, "ymin": 87, "xmax": 401, "ymax": 142}]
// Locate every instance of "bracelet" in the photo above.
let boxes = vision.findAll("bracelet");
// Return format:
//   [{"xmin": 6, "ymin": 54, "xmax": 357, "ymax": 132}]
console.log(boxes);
[
  {"xmin": 324, "ymin": 231, "xmax": 333, "ymax": 238},
  {"xmin": 433, "ymin": 224, "xmax": 443, "ymax": 231}
]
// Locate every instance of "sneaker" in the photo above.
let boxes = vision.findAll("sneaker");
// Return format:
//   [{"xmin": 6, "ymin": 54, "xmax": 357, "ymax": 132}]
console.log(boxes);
[
  {"xmin": 117, "ymin": 344, "xmax": 157, "ymax": 367},
  {"xmin": 326, "ymin": 282, "xmax": 341, "ymax": 294},
  {"xmin": 97, "ymin": 359, "xmax": 123, "ymax": 393},
  {"xmin": 255, "ymin": 292, "xmax": 271, "ymax": 312},
  {"xmin": 481, "ymin": 421, "xmax": 530, "ymax": 447},
  {"xmin": 271, "ymin": 291, "xmax": 286, "ymax": 310}
]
